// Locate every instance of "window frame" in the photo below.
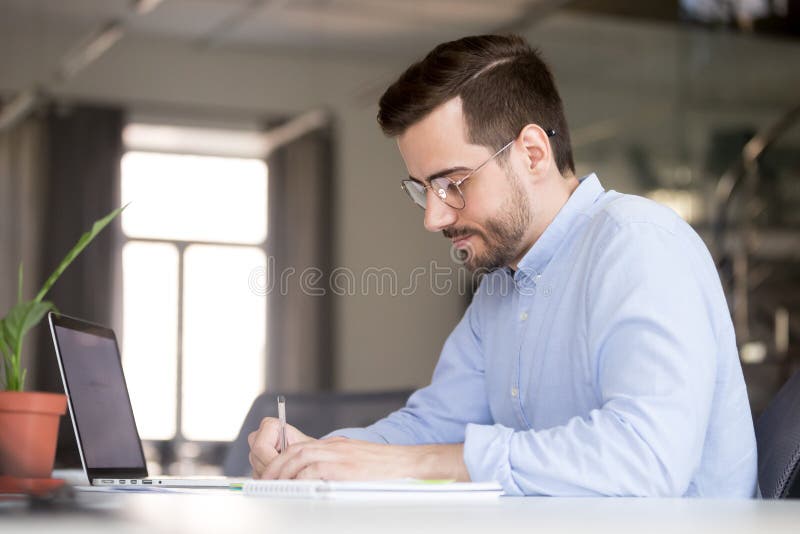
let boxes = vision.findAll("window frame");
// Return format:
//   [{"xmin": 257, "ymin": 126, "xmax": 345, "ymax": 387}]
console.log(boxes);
[{"xmin": 118, "ymin": 132, "xmax": 270, "ymax": 474}]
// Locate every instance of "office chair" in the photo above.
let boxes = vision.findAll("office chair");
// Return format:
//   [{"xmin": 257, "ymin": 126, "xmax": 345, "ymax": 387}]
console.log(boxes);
[
  {"xmin": 755, "ymin": 369, "xmax": 800, "ymax": 498},
  {"xmin": 223, "ymin": 389, "xmax": 413, "ymax": 476}
]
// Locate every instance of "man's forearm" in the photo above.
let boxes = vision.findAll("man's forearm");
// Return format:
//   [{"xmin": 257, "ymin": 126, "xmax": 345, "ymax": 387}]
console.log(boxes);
[{"xmin": 410, "ymin": 443, "xmax": 470, "ymax": 481}]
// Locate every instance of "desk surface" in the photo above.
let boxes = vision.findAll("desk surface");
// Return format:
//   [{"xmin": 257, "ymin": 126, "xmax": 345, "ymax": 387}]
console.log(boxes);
[{"xmin": 3, "ymin": 489, "xmax": 800, "ymax": 534}]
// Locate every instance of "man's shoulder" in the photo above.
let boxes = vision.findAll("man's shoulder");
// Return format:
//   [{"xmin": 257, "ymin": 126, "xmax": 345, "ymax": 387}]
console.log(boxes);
[
  {"xmin": 589, "ymin": 190, "xmax": 685, "ymax": 237},
  {"xmin": 578, "ymin": 189, "xmax": 711, "ymax": 271},
  {"xmin": 582, "ymin": 188, "xmax": 716, "ymax": 282}
]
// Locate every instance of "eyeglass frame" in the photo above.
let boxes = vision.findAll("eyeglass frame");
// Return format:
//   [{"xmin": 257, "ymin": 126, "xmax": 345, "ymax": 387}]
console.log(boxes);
[{"xmin": 400, "ymin": 128, "xmax": 557, "ymax": 210}]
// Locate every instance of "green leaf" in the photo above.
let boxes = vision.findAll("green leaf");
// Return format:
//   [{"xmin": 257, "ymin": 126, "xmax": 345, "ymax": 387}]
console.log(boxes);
[
  {"xmin": 35, "ymin": 203, "xmax": 129, "ymax": 303},
  {"xmin": 0, "ymin": 318, "xmax": 8, "ymax": 356},
  {"xmin": 0, "ymin": 300, "xmax": 57, "ymax": 391},
  {"xmin": 3, "ymin": 353, "xmax": 13, "ymax": 390},
  {"xmin": 1, "ymin": 204, "xmax": 125, "ymax": 391},
  {"xmin": 0, "ymin": 317, "xmax": 14, "ymax": 356},
  {"xmin": 0, "ymin": 319, "xmax": 9, "ymax": 387},
  {"xmin": 3, "ymin": 300, "xmax": 57, "ymax": 354}
]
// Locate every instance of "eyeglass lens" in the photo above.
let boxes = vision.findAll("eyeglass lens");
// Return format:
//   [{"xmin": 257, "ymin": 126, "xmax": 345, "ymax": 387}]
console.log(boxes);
[
  {"xmin": 402, "ymin": 180, "xmax": 427, "ymax": 208},
  {"xmin": 430, "ymin": 177, "xmax": 464, "ymax": 209},
  {"xmin": 402, "ymin": 177, "xmax": 467, "ymax": 209}
]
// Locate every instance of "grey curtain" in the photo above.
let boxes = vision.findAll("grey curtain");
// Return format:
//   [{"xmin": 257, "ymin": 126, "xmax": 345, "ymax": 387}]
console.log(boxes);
[
  {"xmin": 0, "ymin": 114, "xmax": 48, "ymax": 388},
  {"xmin": 33, "ymin": 103, "xmax": 123, "ymax": 466},
  {"xmin": 33, "ymin": 104, "xmax": 123, "ymax": 389},
  {"xmin": 266, "ymin": 126, "xmax": 336, "ymax": 391}
]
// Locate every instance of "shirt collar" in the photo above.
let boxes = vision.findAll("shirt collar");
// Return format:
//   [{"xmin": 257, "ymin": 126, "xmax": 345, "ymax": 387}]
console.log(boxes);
[{"xmin": 512, "ymin": 173, "xmax": 604, "ymax": 284}]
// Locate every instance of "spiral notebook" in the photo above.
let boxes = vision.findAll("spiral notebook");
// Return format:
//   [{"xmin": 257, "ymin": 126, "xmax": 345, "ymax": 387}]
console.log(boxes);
[{"xmin": 237, "ymin": 479, "xmax": 504, "ymax": 500}]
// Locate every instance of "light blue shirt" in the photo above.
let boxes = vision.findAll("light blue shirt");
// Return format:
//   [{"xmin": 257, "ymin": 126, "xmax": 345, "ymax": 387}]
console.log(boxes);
[{"xmin": 331, "ymin": 174, "xmax": 757, "ymax": 497}]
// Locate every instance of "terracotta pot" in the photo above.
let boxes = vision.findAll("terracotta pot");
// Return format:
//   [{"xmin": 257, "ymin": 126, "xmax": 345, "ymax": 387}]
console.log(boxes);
[{"xmin": 0, "ymin": 391, "xmax": 67, "ymax": 478}]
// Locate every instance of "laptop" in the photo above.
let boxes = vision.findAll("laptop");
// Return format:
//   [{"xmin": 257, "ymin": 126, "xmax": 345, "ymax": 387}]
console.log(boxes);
[{"xmin": 48, "ymin": 312, "xmax": 245, "ymax": 489}]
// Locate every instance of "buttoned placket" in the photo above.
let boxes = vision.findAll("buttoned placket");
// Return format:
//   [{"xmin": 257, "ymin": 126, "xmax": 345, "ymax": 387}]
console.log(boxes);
[{"xmin": 511, "ymin": 270, "xmax": 541, "ymax": 429}]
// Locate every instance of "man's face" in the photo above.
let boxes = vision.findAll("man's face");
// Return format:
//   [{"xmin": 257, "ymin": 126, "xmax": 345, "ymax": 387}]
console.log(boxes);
[{"xmin": 398, "ymin": 98, "xmax": 533, "ymax": 271}]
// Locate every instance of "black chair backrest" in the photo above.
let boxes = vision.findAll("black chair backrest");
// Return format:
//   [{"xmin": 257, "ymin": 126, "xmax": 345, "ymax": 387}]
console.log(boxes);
[
  {"xmin": 223, "ymin": 389, "xmax": 413, "ymax": 476},
  {"xmin": 756, "ymin": 370, "xmax": 800, "ymax": 498}
]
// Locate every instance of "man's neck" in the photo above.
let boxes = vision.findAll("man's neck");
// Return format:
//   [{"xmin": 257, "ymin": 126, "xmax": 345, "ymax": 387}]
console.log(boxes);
[{"xmin": 508, "ymin": 174, "xmax": 580, "ymax": 271}]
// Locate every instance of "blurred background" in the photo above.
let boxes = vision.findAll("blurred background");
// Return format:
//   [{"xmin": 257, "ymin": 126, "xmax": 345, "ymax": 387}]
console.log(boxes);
[{"xmin": 0, "ymin": 0, "xmax": 798, "ymax": 475}]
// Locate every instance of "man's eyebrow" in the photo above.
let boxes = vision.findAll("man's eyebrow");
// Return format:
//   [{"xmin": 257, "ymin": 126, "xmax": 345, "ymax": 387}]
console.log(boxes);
[{"xmin": 409, "ymin": 166, "xmax": 472, "ymax": 185}]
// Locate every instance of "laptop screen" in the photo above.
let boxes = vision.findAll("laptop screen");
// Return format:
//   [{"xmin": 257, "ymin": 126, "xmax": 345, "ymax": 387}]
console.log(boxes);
[{"xmin": 52, "ymin": 320, "xmax": 146, "ymax": 472}]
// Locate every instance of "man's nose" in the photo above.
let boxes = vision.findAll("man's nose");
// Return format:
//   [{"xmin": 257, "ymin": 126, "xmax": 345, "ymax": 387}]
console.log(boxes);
[{"xmin": 423, "ymin": 192, "xmax": 457, "ymax": 232}]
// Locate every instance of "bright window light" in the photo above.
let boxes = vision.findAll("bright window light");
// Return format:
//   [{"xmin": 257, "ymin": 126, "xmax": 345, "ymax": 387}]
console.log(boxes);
[
  {"xmin": 121, "ymin": 151, "xmax": 267, "ymax": 244},
  {"xmin": 181, "ymin": 244, "xmax": 267, "ymax": 441},
  {"xmin": 122, "ymin": 241, "xmax": 179, "ymax": 440},
  {"xmin": 120, "ymin": 139, "xmax": 269, "ymax": 446}
]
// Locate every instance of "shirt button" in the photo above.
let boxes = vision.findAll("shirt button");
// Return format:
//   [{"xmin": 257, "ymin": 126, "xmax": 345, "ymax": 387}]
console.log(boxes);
[
  {"xmin": 534, "ymin": 274, "xmax": 542, "ymax": 284},
  {"xmin": 520, "ymin": 311, "xmax": 528, "ymax": 321},
  {"xmin": 511, "ymin": 387, "xmax": 519, "ymax": 398}
]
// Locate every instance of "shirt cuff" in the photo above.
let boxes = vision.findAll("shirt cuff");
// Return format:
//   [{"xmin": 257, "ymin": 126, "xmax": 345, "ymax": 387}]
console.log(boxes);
[
  {"xmin": 464, "ymin": 423, "xmax": 523, "ymax": 495},
  {"xmin": 322, "ymin": 427, "xmax": 389, "ymax": 444}
]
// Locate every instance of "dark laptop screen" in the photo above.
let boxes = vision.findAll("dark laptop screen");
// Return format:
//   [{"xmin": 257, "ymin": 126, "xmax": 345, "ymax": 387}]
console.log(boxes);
[{"xmin": 54, "ymin": 324, "xmax": 146, "ymax": 470}]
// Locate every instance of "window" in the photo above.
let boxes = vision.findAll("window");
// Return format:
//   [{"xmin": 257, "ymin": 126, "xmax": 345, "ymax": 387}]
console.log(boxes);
[{"xmin": 120, "ymin": 126, "xmax": 268, "ymax": 448}]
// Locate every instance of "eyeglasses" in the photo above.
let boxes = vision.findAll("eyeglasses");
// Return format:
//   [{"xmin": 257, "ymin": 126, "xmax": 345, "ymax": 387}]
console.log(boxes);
[{"xmin": 400, "ymin": 129, "xmax": 556, "ymax": 210}]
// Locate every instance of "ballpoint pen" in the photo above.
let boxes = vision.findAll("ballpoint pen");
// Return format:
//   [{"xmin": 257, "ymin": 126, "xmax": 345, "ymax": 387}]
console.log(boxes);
[{"xmin": 277, "ymin": 395, "xmax": 287, "ymax": 454}]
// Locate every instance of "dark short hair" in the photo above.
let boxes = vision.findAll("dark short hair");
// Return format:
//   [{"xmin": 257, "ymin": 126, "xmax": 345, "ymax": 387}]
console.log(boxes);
[{"xmin": 378, "ymin": 34, "xmax": 575, "ymax": 175}]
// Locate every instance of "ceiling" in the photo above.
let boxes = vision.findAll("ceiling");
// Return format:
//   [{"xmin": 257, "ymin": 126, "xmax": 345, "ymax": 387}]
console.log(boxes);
[
  {"xmin": 0, "ymin": 0, "xmax": 562, "ymax": 58},
  {"xmin": 1, "ymin": 0, "xmax": 797, "ymax": 150},
  {"xmin": 1, "ymin": 0, "xmax": 795, "ymax": 62}
]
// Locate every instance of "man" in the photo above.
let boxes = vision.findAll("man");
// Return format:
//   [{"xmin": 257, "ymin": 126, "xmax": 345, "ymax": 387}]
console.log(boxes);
[{"xmin": 248, "ymin": 34, "xmax": 757, "ymax": 497}]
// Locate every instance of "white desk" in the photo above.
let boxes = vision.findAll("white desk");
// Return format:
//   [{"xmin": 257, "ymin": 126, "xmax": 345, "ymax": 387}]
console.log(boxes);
[{"xmin": 3, "ymin": 489, "xmax": 800, "ymax": 534}]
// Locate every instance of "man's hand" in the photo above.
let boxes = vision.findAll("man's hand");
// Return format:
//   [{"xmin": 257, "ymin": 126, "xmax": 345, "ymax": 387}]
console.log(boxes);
[
  {"xmin": 248, "ymin": 417, "xmax": 314, "ymax": 478},
  {"xmin": 252, "ymin": 433, "xmax": 470, "ymax": 482}
]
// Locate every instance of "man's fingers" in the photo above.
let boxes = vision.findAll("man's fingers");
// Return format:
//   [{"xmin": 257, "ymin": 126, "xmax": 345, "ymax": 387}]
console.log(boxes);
[
  {"xmin": 261, "ymin": 444, "xmax": 295, "ymax": 479},
  {"xmin": 250, "ymin": 424, "xmax": 282, "ymax": 477},
  {"xmin": 254, "ymin": 417, "xmax": 311, "ymax": 448},
  {"xmin": 276, "ymin": 446, "xmax": 320, "ymax": 480},
  {"xmin": 262, "ymin": 439, "xmax": 399, "ymax": 481},
  {"xmin": 252, "ymin": 435, "xmax": 279, "ymax": 464},
  {"xmin": 253, "ymin": 417, "xmax": 284, "ymax": 449},
  {"xmin": 248, "ymin": 416, "xmax": 323, "ymax": 480},
  {"xmin": 249, "ymin": 451, "xmax": 264, "ymax": 478},
  {"xmin": 260, "ymin": 441, "xmax": 332, "ymax": 480},
  {"xmin": 258, "ymin": 416, "xmax": 276, "ymax": 431},
  {"xmin": 285, "ymin": 444, "xmax": 346, "ymax": 480},
  {"xmin": 295, "ymin": 462, "xmax": 324, "ymax": 480},
  {"xmin": 249, "ymin": 451, "xmax": 267, "ymax": 478}
]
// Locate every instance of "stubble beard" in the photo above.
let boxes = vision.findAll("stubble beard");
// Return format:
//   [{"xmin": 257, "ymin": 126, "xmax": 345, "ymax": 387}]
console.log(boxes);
[{"xmin": 454, "ymin": 171, "xmax": 532, "ymax": 272}]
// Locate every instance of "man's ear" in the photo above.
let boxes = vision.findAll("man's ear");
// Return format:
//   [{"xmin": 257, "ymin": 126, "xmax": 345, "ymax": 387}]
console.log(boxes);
[{"xmin": 518, "ymin": 124, "xmax": 553, "ymax": 176}]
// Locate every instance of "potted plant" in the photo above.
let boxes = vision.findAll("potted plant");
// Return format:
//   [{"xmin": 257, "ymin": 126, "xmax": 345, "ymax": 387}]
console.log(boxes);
[{"xmin": 0, "ymin": 205, "xmax": 126, "ymax": 483}]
